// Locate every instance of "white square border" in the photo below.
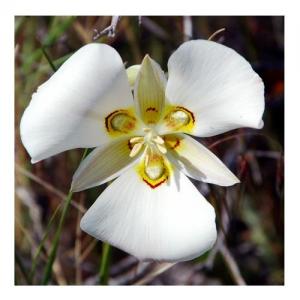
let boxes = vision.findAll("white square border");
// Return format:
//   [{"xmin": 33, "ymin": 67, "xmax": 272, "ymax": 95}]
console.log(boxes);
[{"xmin": 1, "ymin": 0, "xmax": 298, "ymax": 298}]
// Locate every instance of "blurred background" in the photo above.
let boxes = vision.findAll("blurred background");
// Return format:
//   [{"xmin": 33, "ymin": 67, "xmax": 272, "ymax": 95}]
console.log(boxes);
[{"xmin": 15, "ymin": 16, "xmax": 284, "ymax": 285}]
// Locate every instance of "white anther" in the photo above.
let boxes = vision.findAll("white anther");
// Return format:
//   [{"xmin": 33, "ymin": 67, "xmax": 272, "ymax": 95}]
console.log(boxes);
[
  {"xmin": 130, "ymin": 136, "xmax": 144, "ymax": 144},
  {"xmin": 144, "ymin": 145, "xmax": 151, "ymax": 167},
  {"xmin": 153, "ymin": 136, "xmax": 165, "ymax": 145},
  {"xmin": 145, "ymin": 153, "xmax": 149, "ymax": 167},
  {"xmin": 156, "ymin": 143, "xmax": 167, "ymax": 154},
  {"xmin": 129, "ymin": 142, "xmax": 144, "ymax": 157},
  {"xmin": 129, "ymin": 128, "xmax": 167, "ymax": 159}
]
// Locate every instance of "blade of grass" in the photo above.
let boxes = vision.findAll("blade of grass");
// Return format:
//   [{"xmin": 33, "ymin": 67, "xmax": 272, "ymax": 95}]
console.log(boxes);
[
  {"xmin": 98, "ymin": 181, "xmax": 113, "ymax": 285},
  {"xmin": 99, "ymin": 242, "xmax": 111, "ymax": 285},
  {"xmin": 29, "ymin": 202, "xmax": 62, "ymax": 284},
  {"xmin": 53, "ymin": 53, "xmax": 73, "ymax": 69},
  {"xmin": 43, "ymin": 16, "xmax": 75, "ymax": 47},
  {"xmin": 21, "ymin": 17, "xmax": 74, "ymax": 75},
  {"xmin": 41, "ymin": 47, "xmax": 57, "ymax": 72},
  {"xmin": 35, "ymin": 53, "xmax": 73, "ymax": 74},
  {"xmin": 74, "ymin": 196, "xmax": 84, "ymax": 284},
  {"xmin": 42, "ymin": 191, "xmax": 73, "ymax": 284},
  {"xmin": 42, "ymin": 149, "xmax": 88, "ymax": 285}
]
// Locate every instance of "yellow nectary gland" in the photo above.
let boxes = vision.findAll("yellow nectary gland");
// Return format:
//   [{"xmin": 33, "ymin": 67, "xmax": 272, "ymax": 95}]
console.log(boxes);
[
  {"xmin": 137, "ymin": 152, "xmax": 170, "ymax": 189},
  {"xmin": 163, "ymin": 106, "xmax": 195, "ymax": 132},
  {"xmin": 145, "ymin": 154, "xmax": 165, "ymax": 180},
  {"xmin": 105, "ymin": 109, "xmax": 137, "ymax": 136}
]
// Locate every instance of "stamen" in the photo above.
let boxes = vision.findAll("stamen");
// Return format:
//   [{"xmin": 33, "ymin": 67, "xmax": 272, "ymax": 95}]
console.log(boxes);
[
  {"xmin": 156, "ymin": 143, "xmax": 167, "ymax": 154},
  {"xmin": 129, "ymin": 128, "xmax": 168, "ymax": 160},
  {"xmin": 130, "ymin": 136, "xmax": 144, "ymax": 144},
  {"xmin": 129, "ymin": 142, "xmax": 143, "ymax": 157},
  {"xmin": 153, "ymin": 136, "xmax": 164, "ymax": 145},
  {"xmin": 144, "ymin": 153, "xmax": 149, "ymax": 167}
]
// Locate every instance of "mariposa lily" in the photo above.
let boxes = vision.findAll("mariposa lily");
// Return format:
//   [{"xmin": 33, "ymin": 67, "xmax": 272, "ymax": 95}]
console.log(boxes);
[{"xmin": 20, "ymin": 40, "xmax": 264, "ymax": 262}]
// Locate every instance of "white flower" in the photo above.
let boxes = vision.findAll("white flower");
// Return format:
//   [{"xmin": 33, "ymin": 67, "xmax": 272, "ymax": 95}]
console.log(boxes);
[{"xmin": 20, "ymin": 40, "xmax": 264, "ymax": 262}]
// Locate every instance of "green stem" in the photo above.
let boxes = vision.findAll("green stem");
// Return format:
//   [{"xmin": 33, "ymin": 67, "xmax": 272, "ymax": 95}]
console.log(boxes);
[
  {"xmin": 99, "ymin": 242, "xmax": 111, "ymax": 285},
  {"xmin": 41, "ymin": 149, "xmax": 88, "ymax": 285}
]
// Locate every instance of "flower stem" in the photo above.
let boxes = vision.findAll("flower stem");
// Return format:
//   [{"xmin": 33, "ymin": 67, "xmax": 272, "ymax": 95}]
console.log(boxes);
[
  {"xmin": 99, "ymin": 242, "xmax": 111, "ymax": 285},
  {"xmin": 41, "ymin": 149, "xmax": 88, "ymax": 285}
]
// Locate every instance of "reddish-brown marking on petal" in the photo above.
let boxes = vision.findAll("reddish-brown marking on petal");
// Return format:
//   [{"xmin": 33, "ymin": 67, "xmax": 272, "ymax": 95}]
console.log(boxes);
[
  {"xmin": 105, "ymin": 109, "xmax": 137, "ymax": 136},
  {"xmin": 164, "ymin": 136, "xmax": 181, "ymax": 150},
  {"xmin": 170, "ymin": 138, "xmax": 180, "ymax": 149},
  {"xmin": 105, "ymin": 110, "xmax": 120, "ymax": 131},
  {"xmin": 143, "ymin": 177, "xmax": 167, "ymax": 189},
  {"xmin": 173, "ymin": 138, "xmax": 180, "ymax": 149},
  {"xmin": 175, "ymin": 106, "xmax": 195, "ymax": 124},
  {"xmin": 163, "ymin": 105, "xmax": 195, "ymax": 132},
  {"xmin": 146, "ymin": 107, "xmax": 158, "ymax": 112},
  {"xmin": 127, "ymin": 139, "xmax": 133, "ymax": 150}
]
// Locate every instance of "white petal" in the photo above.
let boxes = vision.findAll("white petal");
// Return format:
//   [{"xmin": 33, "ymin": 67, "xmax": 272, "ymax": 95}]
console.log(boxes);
[
  {"xmin": 71, "ymin": 138, "xmax": 138, "ymax": 192},
  {"xmin": 165, "ymin": 40, "xmax": 265, "ymax": 137},
  {"xmin": 165, "ymin": 134, "xmax": 240, "ymax": 186},
  {"xmin": 80, "ymin": 167, "xmax": 217, "ymax": 262},
  {"xmin": 20, "ymin": 43, "xmax": 134, "ymax": 163}
]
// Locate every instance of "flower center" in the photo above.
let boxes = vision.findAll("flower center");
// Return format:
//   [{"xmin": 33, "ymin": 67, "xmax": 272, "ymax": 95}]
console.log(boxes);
[
  {"xmin": 129, "ymin": 128, "xmax": 167, "ymax": 160},
  {"xmin": 129, "ymin": 128, "xmax": 170, "ymax": 187}
]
